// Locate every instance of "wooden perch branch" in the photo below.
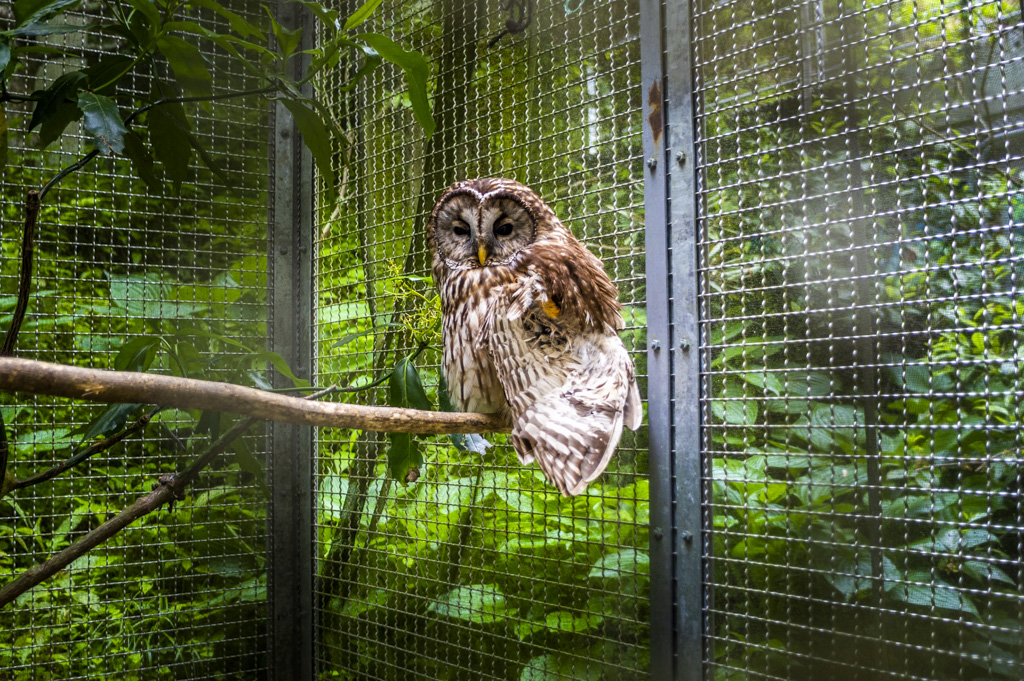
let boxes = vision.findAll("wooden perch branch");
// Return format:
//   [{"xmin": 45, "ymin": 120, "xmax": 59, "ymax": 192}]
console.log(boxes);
[{"xmin": 0, "ymin": 358, "xmax": 510, "ymax": 434}]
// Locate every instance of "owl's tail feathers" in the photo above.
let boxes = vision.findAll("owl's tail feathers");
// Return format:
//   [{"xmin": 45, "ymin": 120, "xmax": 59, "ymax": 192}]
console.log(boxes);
[
  {"xmin": 510, "ymin": 395, "xmax": 626, "ymax": 497},
  {"xmin": 623, "ymin": 377, "xmax": 643, "ymax": 431}
]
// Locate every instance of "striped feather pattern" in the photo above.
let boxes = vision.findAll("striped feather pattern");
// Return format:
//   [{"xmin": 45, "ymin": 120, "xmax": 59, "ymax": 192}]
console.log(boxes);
[{"xmin": 429, "ymin": 178, "xmax": 642, "ymax": 495}]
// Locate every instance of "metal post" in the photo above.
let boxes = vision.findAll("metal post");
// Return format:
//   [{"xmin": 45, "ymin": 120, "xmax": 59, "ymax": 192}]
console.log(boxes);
[
  {"xmin": 267, "ymin": 2, "xmax": 314, "ymax": 678},
  {"xmin": 642, "ymin": 0, "xmax": 703, "ymax": 678},
  {"xmin": 640, "ymin": 0, "xmax": 674, "ymax": 676}
]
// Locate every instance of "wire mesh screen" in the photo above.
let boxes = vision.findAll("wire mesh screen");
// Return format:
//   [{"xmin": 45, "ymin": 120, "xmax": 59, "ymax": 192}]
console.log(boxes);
[
  {"xmin": 313, "ymin": 0, "xmax": 649, "ymax": 678},
  {"xmin": 695, "ymin": 0, "xmax": 1023, "ymax": 679},
  {"xmin": 0, "ymin": 4, "xmax": 270, "ymax": 679}
]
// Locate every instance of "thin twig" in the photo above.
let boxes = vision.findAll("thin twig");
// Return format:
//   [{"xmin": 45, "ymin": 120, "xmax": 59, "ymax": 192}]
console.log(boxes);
[
  {"xmin": 8, "ymin": 410, "xmax": 156, "ymax": 494},
  {"xmin": 0, "ymin": 386, "xmax": 335, "ymax": 608}
]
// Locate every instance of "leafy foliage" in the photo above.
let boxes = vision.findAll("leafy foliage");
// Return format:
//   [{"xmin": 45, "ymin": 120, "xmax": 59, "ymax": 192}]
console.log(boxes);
[
  {"xmin": 0, "ymin": 0, "xmax": 432, "ymax": 678},
  {"xmin": 699, "ymin": 1, "xmax": 1024, "ymax": 678}
]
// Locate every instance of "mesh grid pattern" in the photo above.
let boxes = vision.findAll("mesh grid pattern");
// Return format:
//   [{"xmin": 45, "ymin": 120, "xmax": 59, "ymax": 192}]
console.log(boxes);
[
  {"xmin": 313, "ymin": 1, "xmax": 649, "ymax": 678},
  {"xmin": 0, "ymin": 4, "xmax": 270, "ymax": 679},
  {"xmin": 695, "ymin": 1, "xmax": 1024, "ymax": 679}
]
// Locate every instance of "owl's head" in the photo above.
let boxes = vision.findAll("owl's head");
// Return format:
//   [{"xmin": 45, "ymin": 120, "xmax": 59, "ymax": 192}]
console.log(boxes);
[{"xmin": 428, "ymin": 178, "xmax": 560, "ymax": 269}]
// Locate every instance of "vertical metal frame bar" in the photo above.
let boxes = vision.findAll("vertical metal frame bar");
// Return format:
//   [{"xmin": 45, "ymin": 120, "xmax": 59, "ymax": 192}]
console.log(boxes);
[
  {"xmin": 666, "ymin": 0, "xmax": 704, "ymax": 678},
  {"xmin": 267, "ymin": 2, "xmax": 314, "ymax": 679},
  {"xmin": 642, "ymin": 0, "xmax": 703, "ymax": 678},
  {"xmin": 640, "ymin": 0, "xmax": 673, "ymax": 677}
]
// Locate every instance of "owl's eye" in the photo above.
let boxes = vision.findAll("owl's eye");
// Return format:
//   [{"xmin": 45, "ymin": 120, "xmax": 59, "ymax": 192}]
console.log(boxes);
[
  {"xmin": 452, "ymin": 222, "xmax": 470, "ymax": 237},
  {"xmin": 494, "ymin": 221, "xmax": 514, "ymax": 237}
]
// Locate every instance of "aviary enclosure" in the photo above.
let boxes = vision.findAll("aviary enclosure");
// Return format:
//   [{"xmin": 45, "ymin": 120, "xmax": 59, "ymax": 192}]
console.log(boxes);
[{"xmin": 1, "ymin": 0, "xmax": 1022, "ymax": 680}]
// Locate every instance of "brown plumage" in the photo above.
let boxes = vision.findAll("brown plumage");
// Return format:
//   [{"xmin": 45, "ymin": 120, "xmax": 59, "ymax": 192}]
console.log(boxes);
[{"xmin": 428, "ymin": 178, "xmax": 642, "ymax": 496}]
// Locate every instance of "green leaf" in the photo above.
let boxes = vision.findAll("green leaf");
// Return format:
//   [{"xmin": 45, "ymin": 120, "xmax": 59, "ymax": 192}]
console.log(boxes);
[
  {"xmin": 156, "ymin": 35, "xmax": 213, "ymax": 97},
  {"xmin": 77, "ymin": 92, "xmax": 127, "ymax": 155},
  {"xmin": 961, "ymin": 560, "xmax": 1015, "ymax": 586},
  {"xmin": 187, "ymin": 0, "xmax": 265, "ymax": 40},
  {"xmin": 427, "ymin": 584, "xmax": 509, "ymax": 624},
  {"xmin": 355, "ymin": 33, "xmax": 433, "ymax": 137},
  {"xmin": 340, "ymin": 587, "xmax": 388, "ymax": 619},
  {"xmin": 265, "ymin": 6, "xmax": 303, "ymax": 58},
  {"xmin": 386, "ymin": 432, "xmax": 422, "ymax": 482},
  {"xmin": 13, "ymin": 0, "xmax": 80, "ymax": 28},
  {"xmin": 196, "ymin": 409, "xmax": 222, "ymax": 439},
  {"xmin": 28, "ymin": 70, "xmax": 85, "ymax": 131},
  {"xmin": 114, "ymin": 336, "xmax": 161, "ymax": 372},
  {"xmin": 343, "ymin": 0, "xmax": 383, "ymax": 30},
  {"xmin": 249, "ymin": 351, "xmax": 310, "ymax": 387},
  {"xmin": 121, "ymin": 0, "xmax": 162, "ymax": 28},
  {"xmin": 122, "ymin": 130, "xmax": 160, "ymax": 192},
  {"xmin": 8, "ymin": 22, "xmax": 84, "ymax": 36},
  {"xmin": 15, "ymin": 428, "xmax": 76, "ymax": 454},
  {"xmin": 293, "ymin": 0, "xmax": 339, "ymax": 31},
  {"xmin": 279, "ymin": 98, "xmax": 337, "ymax": 203},
  {"xmin": 389, "ymin": 354, "xmax": 431, "ymax": 411},
  {"xmin": 330, "ymin": 322, "xmax": 401, "ymax": 349},
  {"xmin": 36, "ymin": 100, "xmax": 82, "ymax": 148},
  {"xmin": 588, "ymin": 549, "xmax": 650, "ymax": 581},
  {"xmin": 886, "ymin": 579, "xmax": 980, "ymax": 618},
  {"xmin": 232, "ymin": 438, "xmax": 269, "ymax": 498},
  {"xmin": 516, "ymin": 610, "xmax": 605, "ymax": 640},
  {"xmin": 147, "ymin": 98, "xmax": 192, "ymax": 188},
  {"xmin": 81, "ymin": 54, "xmax": 135, "ymax": 93},
  {"xmin": 342, "ymin": 43, "xmax": 382, "ymax": 90},
  {"xmin": 520, "ymin": 655, "xmax": 602, "ymax": 681},
  {"xmin": 69, "ymin": 403, "xmax": 143, "ymax": 441}
]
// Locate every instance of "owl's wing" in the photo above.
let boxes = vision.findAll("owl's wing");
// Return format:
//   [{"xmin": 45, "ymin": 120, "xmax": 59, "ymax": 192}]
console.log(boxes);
[
  {"xmin": 513, "ymin": 242, "xmax": 625, "ymax": 333},
  {"xmin": 488, "ymin": 282, "xmax": 640, "ymax": 496}
]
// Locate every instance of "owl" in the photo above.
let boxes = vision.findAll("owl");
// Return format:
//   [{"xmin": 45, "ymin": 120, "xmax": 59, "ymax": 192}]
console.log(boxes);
[{"xmin": 428, "ymin": 177, "xmax": 642, "ymax": 496}]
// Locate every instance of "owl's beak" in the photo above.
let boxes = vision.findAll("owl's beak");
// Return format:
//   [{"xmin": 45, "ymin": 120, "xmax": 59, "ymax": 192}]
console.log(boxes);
[{"xmin": 477, "ymin": 245, "xmax": 488, "ymax": 266}]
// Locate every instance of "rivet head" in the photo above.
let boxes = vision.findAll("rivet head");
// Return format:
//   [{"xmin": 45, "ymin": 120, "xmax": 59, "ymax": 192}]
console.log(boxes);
[
  {"xmin": 653, "ymin": 527, "xmax": 664, "ymax": 540},
  {"xmin": 646, "ymin": 157, "xmax": 657, "ymax": 171},
  {"xmin": 681, "ymin": 530, "xmax": 694, "ymax": 543},
  {"xmin": 279, "ymin": 245, "xmax": 289, "ymax": 255},
  {"xmin": 680, "ymin": 339, "xmax": 691, "ymax": 351},
  {"xmin": 675, "ymin": 151, "xmax": 686, "ymax": 165},
  {"xmin": 650, "ymin": 339, "xmax": 661, "ymax": 351}
]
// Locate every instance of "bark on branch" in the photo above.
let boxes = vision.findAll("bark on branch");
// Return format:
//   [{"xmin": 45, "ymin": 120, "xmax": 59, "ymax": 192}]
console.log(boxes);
[{"xmin": 0, "ymin": 358, "xmax": 509, "ymax": 434}]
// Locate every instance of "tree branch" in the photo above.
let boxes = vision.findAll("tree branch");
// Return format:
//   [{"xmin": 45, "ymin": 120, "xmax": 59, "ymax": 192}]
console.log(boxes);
[{"xmin": 0, "ymin": 358, "xmax": 510, "ymax": 434}]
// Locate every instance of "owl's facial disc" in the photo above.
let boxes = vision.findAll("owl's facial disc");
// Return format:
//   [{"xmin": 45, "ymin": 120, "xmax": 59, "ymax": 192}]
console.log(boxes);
[
  {"xmin": 433, "ymin": 194, "xmax": 483, "ymax": 268},
  {"xmin": 477, "ymin": 197, "xmax": 534, "ymax": 265}
]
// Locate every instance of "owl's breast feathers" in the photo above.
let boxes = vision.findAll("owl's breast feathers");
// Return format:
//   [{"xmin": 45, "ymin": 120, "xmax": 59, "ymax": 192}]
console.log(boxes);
[
  {"xmin": 438, "ymin": 266, "xmax": 516, "ymax": 417},
  {"xmin": 435, "ymin": 232, "xmax": 641, "ymax": 496}
]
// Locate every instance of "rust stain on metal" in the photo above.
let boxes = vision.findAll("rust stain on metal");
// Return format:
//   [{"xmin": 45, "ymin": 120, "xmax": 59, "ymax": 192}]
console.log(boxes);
[{"xmin": 648, "ymin": 80, "xmax": 663, "ymax": 146}]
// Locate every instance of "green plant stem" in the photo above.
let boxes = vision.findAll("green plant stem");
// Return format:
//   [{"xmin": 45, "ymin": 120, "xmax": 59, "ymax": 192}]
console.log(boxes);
[{"xmin": 0, "ymin": 191, "xmax": 39, "ymax": 356}]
